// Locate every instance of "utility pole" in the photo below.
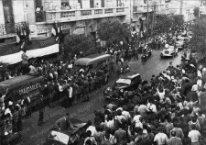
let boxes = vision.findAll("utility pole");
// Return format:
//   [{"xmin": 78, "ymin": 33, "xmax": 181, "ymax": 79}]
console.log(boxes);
[
  {"xmin": 130, "ymin": 0, "xmax": 132, "ymax": 25},
  {"xmin": 151, "ymin": 4, "xmax": 156, "ymax": 36},
  {"xmin": 180, "ymin": 0, "xmax": 183, "ymax": 15},
  {"xmin": 146, "ymin": 0, "xmax": 149, "ymax": 35}
]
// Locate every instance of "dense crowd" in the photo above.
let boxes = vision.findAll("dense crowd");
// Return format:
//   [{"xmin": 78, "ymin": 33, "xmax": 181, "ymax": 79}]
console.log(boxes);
[
  {"xmin": 79, "ymin": 53, "xmax": 206, "ymax": 145},
  {"xmin": 0, "ymin": 55, "xmax": 111, "ymax": 145},
  {"xmin": 0, "ymin": 22, "xmax": 203, "ymax": 145}
]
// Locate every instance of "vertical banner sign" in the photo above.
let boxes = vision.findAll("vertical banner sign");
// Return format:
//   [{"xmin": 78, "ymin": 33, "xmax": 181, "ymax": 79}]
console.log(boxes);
[{"xmin": 2, "ymin": 0, "xmax": 15, "ymax": 34}]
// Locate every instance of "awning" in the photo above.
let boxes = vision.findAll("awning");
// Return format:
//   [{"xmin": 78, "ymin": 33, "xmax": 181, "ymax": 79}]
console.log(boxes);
[
  {"xmin": 0, "ymin": 37, "xmax": 59, "ymax": 65},
  {"xmin": 0, "ymin": 43, "xmax": 59, "ymax": 65}
]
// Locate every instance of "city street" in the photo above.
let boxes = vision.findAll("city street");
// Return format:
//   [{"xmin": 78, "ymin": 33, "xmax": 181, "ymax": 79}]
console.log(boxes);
[
  {"xmin": 0, "ymin": 0, "xmax": 205, "ymax": 145},
  {"xmin": 19, "ymin": 49, "xmax": 182, "ymax": 145}
]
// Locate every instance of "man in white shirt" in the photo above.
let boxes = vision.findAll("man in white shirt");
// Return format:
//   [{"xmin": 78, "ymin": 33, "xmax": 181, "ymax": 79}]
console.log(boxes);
[
  {"xmin": 147, "ymin": 100, "xmax": 157, "ymax": 113},
  {"xmin": 154, "ymin": 130, "xmax": 168, "ymax": 145},
  {"xmin": 188, "ymin": 125, "xmax": 201, "ymax": 145},
  {"xmin": 86, "ymin": 125, "xmax": 97, "ymax": 137}
]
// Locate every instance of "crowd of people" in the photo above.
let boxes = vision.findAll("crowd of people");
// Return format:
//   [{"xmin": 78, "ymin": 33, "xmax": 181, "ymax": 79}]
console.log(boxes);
[
  {"xmin": 54, "ymin": 26, "xmax": 206, "ymax": 145},
  {"xmin": 79, "ymin": 53, "xmax": 206, "ymax": 145},
  {"xmin": 0, "ymin": 21, "xmax": 204, "ymax": 145}
]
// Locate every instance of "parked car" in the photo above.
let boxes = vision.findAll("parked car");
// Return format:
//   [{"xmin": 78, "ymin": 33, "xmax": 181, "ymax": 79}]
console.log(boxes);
[
  {"xmin": 104, "ymin": 73, "xmax": 142, "ymax": 101},
  {"xmin": 160, "ymin": 45, "xmax": 178, "ymax": 58}
]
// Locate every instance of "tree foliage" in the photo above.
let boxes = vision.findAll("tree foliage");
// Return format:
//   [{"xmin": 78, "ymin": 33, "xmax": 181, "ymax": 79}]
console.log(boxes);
[
  {"xmin": 154, "ymin": 14, "xmax": 173, "ymax": 33},
  {"xmin": 97, "ymin": 19, "xmax": 130, "ymax": 46},
  {"xmin": 172, "ymin": 15, "xmax": 184, "ymax": 27},
  {"xmin": 64, "ymin": 34, "xmax": 96, "ymax": 57},
  {"xmin": 189, "ymin": 18, "xmax": 206, "ymax": 58},
  {"xmin": 194, "ymin": 7, "xmax": 200, "ymax": 18}
]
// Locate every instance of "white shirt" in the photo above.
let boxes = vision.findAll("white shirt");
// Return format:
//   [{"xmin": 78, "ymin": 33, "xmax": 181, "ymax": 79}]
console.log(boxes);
[
  {"xmin": 188, "ymin": 130, "xmax": 201, "ymax": 143},
  {"xmin": 115, "ymin": 115, "xmax": 124, "ymax": 123},
  {"xmin": 122, "ymin": 111, "xmax": 131, "ymax": 121},
  {"xmin": 86, "ymin": 126, "xmax": 97, "ymax": 137},
  {"xmin": 135, "ymin": 121, "xmax": 143, "ymax": 129},
  {"xmin": 197, "ymin": 70, "xmax": 202, "ymax": 78},
  {"xmin": 154, "ymin": 132, "xmax": 168, "ymax": 145},
  {"xmin": 132, "ymin": 115, "xmax": 142, "ymax": 123},
  {"xmin": 69, "ymin": 87, "xmax": 73, "ymax": 98},
  {"xmin": 147, "ymin": 103, "xmax": 157, "ymax": 113},
  {"xmin": 197, "ymin": 79, "xmax": 203, "ymax": 89},
  {"xmin": 105, "ymin": 119, "xmax": 115, "ymax": 129},
  {"xmin": 157, "ymin": 89, "xmax": 165, "ymax": 100},
  {"xmin": 191, "ymin": 84, "xmax": 198, "ymax": 92},
  {"xmin": 4, "ymin": 108, "xmax": 12, "ymax": 117}
]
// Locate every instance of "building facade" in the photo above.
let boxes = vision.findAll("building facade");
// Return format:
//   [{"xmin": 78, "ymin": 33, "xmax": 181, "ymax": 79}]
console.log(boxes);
[
  {"xmin": 0, "ymin": 0, "xmax": 130, "ymax": 42},
  {"xmin": 165, "ymin": 0, "xmax": 201, "ymax": 21},
  {"xmin": 131, "ymin": 0, "xmax": 167, "ymax": 34}
]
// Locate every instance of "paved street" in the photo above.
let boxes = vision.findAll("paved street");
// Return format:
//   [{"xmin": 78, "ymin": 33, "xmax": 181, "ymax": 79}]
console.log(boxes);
[{"xmin": 18, "ymin": 49, "xmax": 182, "ymax": 145}]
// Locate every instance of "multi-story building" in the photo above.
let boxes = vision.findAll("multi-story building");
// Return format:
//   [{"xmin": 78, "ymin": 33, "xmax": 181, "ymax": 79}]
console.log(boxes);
[
  {"xmin": 131, "ymin": 0, "xmax": 166, "ymax": 34},
  {"xmin": 165, "ymin": 0, "xmax": 201, "ymax": 21},
  {"xmin": 0, "ymin": 0, "xmax": 130, "ymax": 42}
]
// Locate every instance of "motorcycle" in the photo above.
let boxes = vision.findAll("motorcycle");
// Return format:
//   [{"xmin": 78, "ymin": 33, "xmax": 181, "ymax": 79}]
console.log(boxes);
[{"xmin": 141, "ymin": 48, "xmax": 152, "ymax": 62}]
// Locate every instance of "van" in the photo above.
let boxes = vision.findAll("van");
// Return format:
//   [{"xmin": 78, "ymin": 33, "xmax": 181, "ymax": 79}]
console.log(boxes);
[
  {"xmin": 75, "ymin": 54, "xmax": 114, "ymax": 85},
  {"xmin": 0, "ymin": 75, "xmax": 44, "ymax": 109},
  {"xmin": 75, "ymin": 54, "xmax": 113, "ymax": 70}
]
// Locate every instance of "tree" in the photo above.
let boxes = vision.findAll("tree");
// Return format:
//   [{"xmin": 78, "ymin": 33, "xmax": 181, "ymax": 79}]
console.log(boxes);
[
  {"xmin": 97, "ymin": 19, "xmax": 130, "ymax": 46},
  {"xmin": 172, "ymin": 15, "xmax": 184, "ymax": 27},
  {"xmin": 189, "ymin": 18, "xmax": 206, "ymax": 59},
  {"xmin": 193, "ymin": 7, "xmax": 200, "ymax": 18},
  {"xmin": 154, "ymin": 14, "xmax": 173, "ymax": 33},
  {"xmin": 64, "ymin": 34, "xmax": 96, "ymax": 57}
]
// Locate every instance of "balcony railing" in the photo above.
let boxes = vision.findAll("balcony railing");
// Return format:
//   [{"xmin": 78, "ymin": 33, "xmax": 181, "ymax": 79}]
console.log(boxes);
[
  {"xmin": 0, "ymin": 22, "xmax": 27, "ymax": 36},
  {"xmin": 43, "ymin": 7, "xmax": 128, "ymax": 24}
]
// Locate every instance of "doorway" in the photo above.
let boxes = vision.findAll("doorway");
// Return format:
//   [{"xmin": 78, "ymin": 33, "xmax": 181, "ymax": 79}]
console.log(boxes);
[{"xmin": 2, "ymin": 0, "xmax": 15, "ymax": 34}]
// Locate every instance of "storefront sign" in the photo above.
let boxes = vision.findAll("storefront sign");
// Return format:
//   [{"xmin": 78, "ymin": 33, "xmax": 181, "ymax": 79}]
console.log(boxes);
[{"xmin": 73, "ymin": 27, "xmax": 85, "ymax": 35}]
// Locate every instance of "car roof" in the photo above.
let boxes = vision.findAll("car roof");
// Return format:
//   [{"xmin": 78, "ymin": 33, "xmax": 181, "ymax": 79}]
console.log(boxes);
[
  {"xmin": 116, "ymin": 78, "xmax": 131, "ymax": 85},
  {"xmin": 118, "ymin": 73, "xmax": 140, "ymax": 80},
  {"xmin": 75, "ymin": 54, "xmax": 111, "ymax": 66},
  {"xmin": 126, "ymin": 73, "xmax": 140, "ymax": 79},
  {"xmin": 49, "ymin": 130, "xmax": 69, "ymax": 145}
]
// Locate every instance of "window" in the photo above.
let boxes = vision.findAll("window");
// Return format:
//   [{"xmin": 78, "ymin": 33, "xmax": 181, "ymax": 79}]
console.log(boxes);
[
  {"xmin": 101, "ymin": 0, "xmax": 105, "ymax": 7},
  {"xmin": 61, "ymin": 0, "xmax": 71, "ymax": 10},
  {"xmin": 90, "ymin": 0, "xmax": 94, "ymax": 8},
  {"xmin": 35, "ymin": 0, "xmax": 44, "ymax": 22}
]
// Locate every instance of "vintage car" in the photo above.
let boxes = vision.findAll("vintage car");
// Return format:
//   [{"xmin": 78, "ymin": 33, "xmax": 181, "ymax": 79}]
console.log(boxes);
[
  {"xmin": 44, "ymin": 118, "xmax": 87, "ymax": 145},
  {"xmin": 104, "ymin": 73, "xmax": 142, "ymax": 101},
  {"xmin": 160, "ymin": 45, "xmax": 178, "ymax": 58}
]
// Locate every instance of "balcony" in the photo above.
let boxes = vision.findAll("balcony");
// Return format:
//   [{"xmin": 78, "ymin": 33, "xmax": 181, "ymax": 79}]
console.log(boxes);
[
  {"xmin": 41, "ymin": 7, "xmax": 128, "ymax": 24},
  {"xmin": 0, "ymin": 22, "xmax": 27, "ymax": 38}
]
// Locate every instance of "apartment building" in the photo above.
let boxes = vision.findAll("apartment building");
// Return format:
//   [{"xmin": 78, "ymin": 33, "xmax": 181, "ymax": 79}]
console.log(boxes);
[
  {"xmin": 0, "ymin": 0, "xmax": 130, "ymax": 43},
  {"xmin": 165, "ymin": 0, "xmax": 201, "ymax": 21}
]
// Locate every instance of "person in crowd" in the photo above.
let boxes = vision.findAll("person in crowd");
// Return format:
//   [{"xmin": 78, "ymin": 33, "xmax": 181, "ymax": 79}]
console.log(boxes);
[
  {"xmin": 168, "ymin": 131, "xmax": 182, "ymax": 145},
  {"xmin": 188, "ymin": 125, "xmax": 201, "ymax": 145},
  {"xmin": 154, "ymin": 128, "xmax": 169, "ymax": 145}
]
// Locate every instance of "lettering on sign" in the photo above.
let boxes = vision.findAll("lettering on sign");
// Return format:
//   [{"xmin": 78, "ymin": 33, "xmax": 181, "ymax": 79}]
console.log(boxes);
[{"xmin": 18, "ymin": 83, "xmax": 41, "ymax": 95}]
